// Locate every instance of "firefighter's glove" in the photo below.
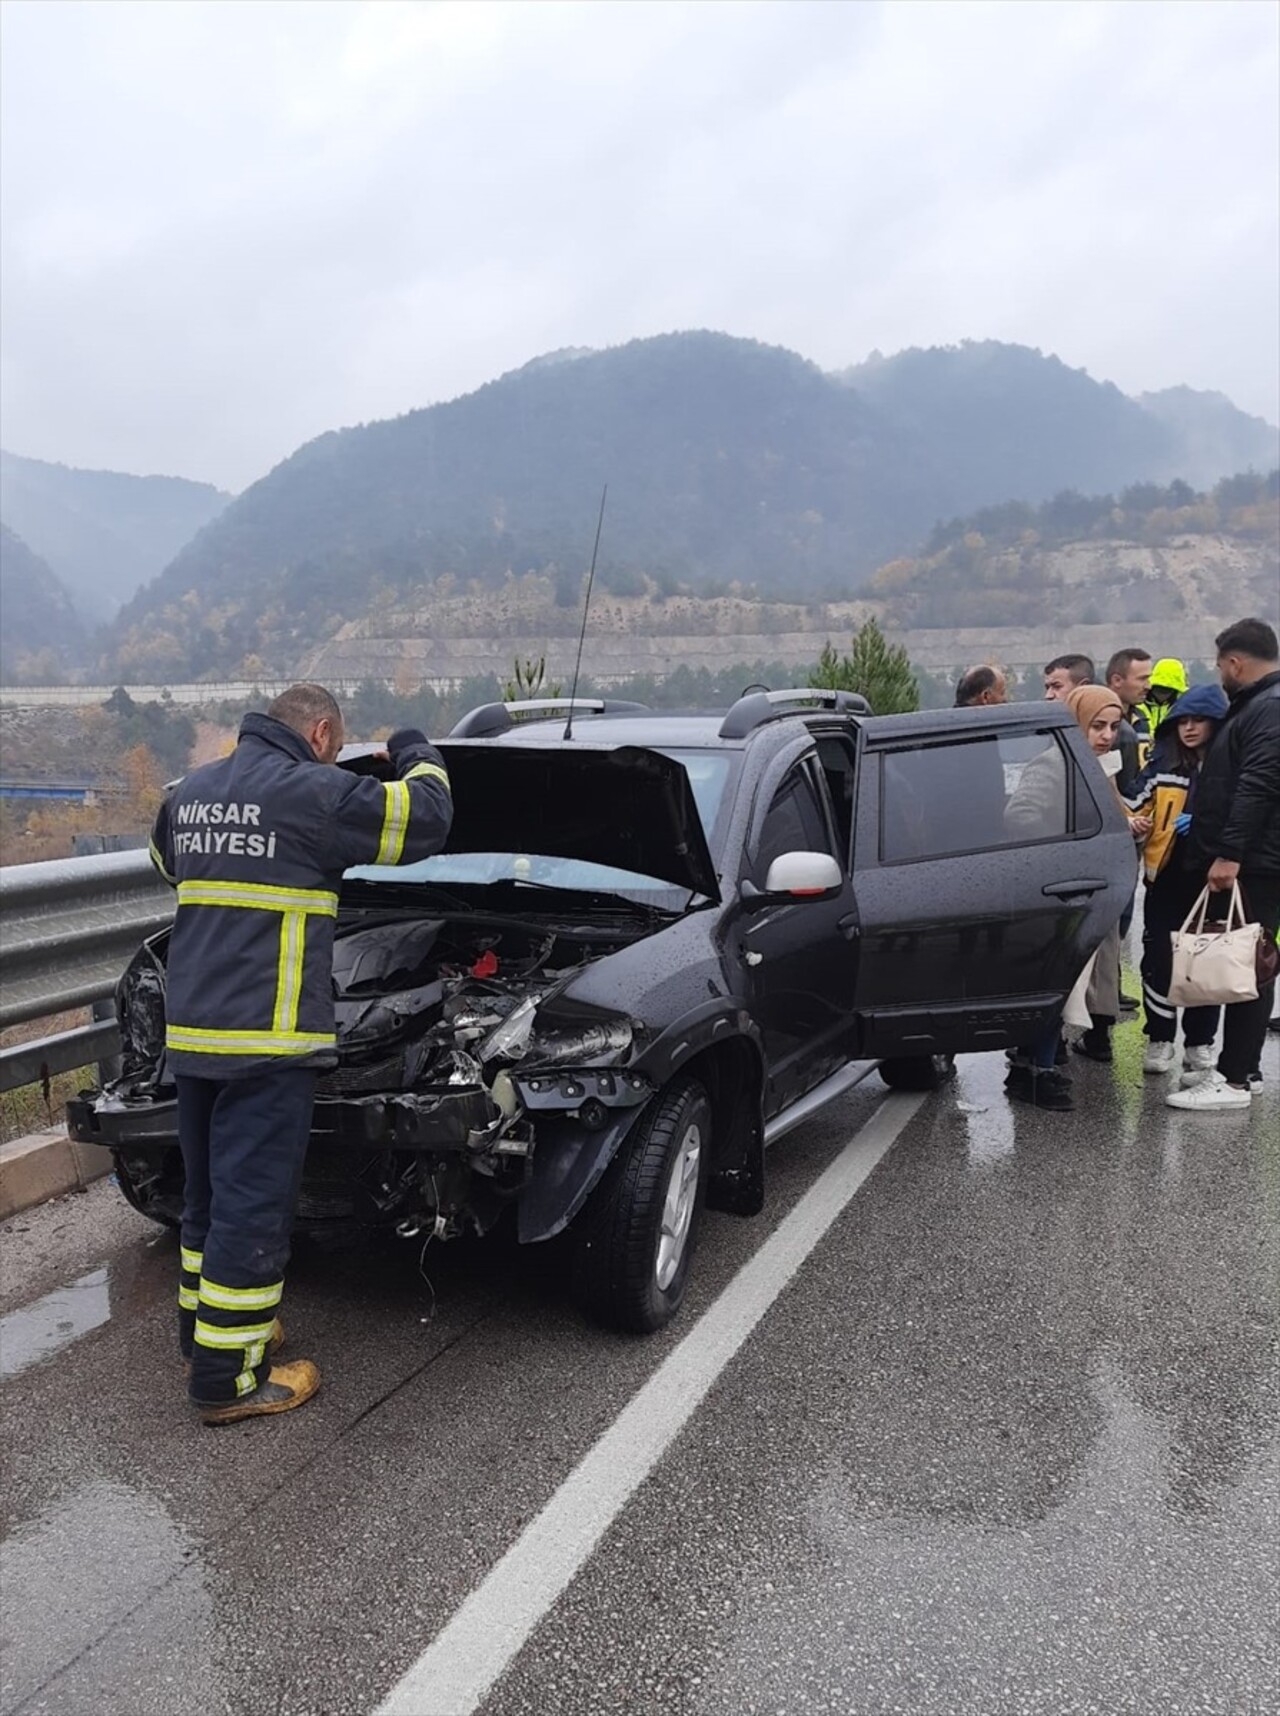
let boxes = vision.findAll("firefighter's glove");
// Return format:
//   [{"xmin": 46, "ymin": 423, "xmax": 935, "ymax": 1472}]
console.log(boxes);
[{"xmin": 387, "ymin": 728, "xmax": 437, "ymax": 777}]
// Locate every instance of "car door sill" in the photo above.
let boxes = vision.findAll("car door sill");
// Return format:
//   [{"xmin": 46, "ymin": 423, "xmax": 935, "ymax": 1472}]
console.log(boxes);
[{"xmin": 764, "ymin": 1058, "xmax": 879, "ymax": 1147}]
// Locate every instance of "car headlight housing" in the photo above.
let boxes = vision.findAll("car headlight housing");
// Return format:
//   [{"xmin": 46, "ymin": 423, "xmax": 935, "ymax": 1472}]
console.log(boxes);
[{"xmin": 479, "ymin": 1001, "xmax": 632, "ymax": 1068}]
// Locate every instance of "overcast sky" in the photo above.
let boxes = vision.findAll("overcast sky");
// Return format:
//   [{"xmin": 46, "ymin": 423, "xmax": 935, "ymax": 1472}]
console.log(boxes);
[{"xmin": 1, "ymin": 0, "xmax": 1276, "ymax": 494}]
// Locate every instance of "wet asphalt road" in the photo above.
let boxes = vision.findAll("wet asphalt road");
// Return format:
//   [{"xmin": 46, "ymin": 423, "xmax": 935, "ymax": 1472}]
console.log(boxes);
[{"xmin": 1, "ymin": 1028, "xmax": 1277, "ymax": 1716}]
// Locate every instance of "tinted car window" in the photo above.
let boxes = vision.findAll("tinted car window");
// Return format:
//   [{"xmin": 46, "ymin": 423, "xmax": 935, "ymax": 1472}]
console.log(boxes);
[
  {"xmin": 880, "ymin": 733, "xmax": 1090, "ymax": 863},
  {"xmin": 813, "ymin": 734, "xmax": 857, "ymax": 867},
  {"xmin": 753, "ymin": 765, "xmax": 834, "ymax": 882}
]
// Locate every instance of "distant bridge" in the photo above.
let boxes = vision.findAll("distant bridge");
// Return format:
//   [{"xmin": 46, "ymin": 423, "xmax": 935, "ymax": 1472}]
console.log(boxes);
[{"xmin": 0, "ymin": 780, "xmax": 124, "ymax": 803}]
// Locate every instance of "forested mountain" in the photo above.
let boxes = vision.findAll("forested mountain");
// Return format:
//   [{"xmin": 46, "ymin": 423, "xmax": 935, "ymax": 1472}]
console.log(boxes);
[
  {"xmin": 105, "ymin": 333, "xmax": 1280, "ymax": 680},
  {"xmin": 870, "ymin": 470, "xmax": 1280, "ymax": 631},
  {"xmin": 0, "ymin": 450, "xmax": 231, "ymax": 621},
  {"xmin": 0, "ymin": 523, "xmax": 88, "ymax": 681}
]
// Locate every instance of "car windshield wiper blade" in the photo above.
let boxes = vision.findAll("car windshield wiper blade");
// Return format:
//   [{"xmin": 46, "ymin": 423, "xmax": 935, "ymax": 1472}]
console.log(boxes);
[
  {"xmin": 342, "ymin": 879, "xmax": 476, "ymax": 913},
  {"xmin": 476, "ymin": 877, "xmax": 686, "ymax": 917}
]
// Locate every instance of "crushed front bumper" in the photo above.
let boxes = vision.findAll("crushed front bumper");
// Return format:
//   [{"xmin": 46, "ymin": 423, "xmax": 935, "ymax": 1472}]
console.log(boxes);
[{"xmin": 66, "ymin": 1067, "xmax": 652, "ymax": 1157}]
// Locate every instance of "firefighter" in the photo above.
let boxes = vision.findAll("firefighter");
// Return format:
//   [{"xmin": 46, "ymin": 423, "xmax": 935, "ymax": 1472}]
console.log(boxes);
[{"xmin": 149, "ymin": 684, "xmax": 453, "ymax": 1425}]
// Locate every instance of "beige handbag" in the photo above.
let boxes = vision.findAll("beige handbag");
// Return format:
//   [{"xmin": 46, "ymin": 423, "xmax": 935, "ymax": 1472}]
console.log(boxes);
[{"xmin": 1168, "ymin": 883, "xmax": 1261, "ymax": 1007}]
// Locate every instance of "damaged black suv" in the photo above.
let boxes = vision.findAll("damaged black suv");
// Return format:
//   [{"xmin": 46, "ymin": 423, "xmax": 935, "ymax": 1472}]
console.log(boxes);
[{"xmin": 69, "ymin": 690, "xmax": 1133, "ymax": 1332}]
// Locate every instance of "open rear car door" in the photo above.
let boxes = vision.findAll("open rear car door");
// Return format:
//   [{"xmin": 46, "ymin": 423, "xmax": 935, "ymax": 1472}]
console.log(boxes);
[{"xmin": 846, "ymin": 706, "xmax": 1134, "ymax": 1059}]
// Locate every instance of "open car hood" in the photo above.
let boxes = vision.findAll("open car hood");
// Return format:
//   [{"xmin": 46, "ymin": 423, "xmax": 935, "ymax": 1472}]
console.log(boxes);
[{"xmin": 343, "ymin": 742, "xmax": 720, "ymax": 900}]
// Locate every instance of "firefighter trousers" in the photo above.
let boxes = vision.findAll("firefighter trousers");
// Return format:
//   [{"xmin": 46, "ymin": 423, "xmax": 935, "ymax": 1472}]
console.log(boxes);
[{"xmin": 175, "ymin": 1068, "xmax": 316, "ymax": 1405}]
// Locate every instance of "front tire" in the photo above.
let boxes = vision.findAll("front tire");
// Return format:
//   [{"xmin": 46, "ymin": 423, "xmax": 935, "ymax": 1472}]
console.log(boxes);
[
  {"xmin": 570, "ymin": 1076, "xmax": 712, "ymax": 1333},
  {"xmin": 877, "ymin": 1053, "xmax": 955, "ymax": 1092}
]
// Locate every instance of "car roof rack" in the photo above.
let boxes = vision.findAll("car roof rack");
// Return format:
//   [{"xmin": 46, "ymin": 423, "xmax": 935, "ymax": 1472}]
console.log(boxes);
[
  {"xmin": 718, "ymin": 687, "xmax": 872, "ymax": 740},
  {"xmin": 448, "ymin": 697, "xmax": 651, "ymax": 739}
]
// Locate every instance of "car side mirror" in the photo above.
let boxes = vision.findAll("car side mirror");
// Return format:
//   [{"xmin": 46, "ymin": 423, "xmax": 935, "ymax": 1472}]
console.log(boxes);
[{"xmin": 740, "ymin": 851, "xmax": 843, "ymax": 912}]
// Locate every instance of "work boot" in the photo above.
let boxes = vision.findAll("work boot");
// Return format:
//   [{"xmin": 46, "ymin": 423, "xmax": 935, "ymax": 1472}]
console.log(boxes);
[
  {"xmin": 1005, "ymin": 1065, "xmax": 1074, "ymax": 1111},
  {"xmin": 199, "ymin": 1360, "xmax": 320, "ymax": 1426},
  {"xmin": 183, "ymin": 1318, "xmax": 284, "ymax": 1372}
]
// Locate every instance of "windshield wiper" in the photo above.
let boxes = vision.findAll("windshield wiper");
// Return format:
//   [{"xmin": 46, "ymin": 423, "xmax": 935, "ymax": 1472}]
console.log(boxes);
[
  {"xmin": 477, "ymin": 877, "xmax": 686, "ymax": 917},
  {"xmin": 342, "ymin": 879, "xmax": 476, "ymax": 913}
]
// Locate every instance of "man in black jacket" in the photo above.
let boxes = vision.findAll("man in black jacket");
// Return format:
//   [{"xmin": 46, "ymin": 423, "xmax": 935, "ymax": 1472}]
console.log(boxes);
[
  {"xmin": 1168, "ymin": 619, "xmax": 1280, "ymax": 1110},
  {"xmin": 150, "ymin": 684, "xmax": 453, "ymax": 1421}
]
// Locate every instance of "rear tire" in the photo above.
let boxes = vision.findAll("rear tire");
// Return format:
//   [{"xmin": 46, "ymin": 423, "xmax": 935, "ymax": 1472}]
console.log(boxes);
[
  {"xmin": 877, "ymin": 1053, "xmax": 955, "ymax": 1092},
  {"xmin": 570, "ymin": 1076, "xmax": 712, "ymax": 1334}
]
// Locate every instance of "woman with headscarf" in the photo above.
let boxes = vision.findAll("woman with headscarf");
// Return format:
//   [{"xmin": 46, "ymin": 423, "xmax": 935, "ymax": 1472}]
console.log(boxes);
[
  {"xmin": 1004, "ymin": 685, "xmax": 1147, "ymax": 1107},
  {"xmin": 1123, "ymin": 682, "xmax": 1229, "ymax": 1076},
  {"xmin": 1069, "ymin": 684, "xmax": 1151, "ymax": 1063}
]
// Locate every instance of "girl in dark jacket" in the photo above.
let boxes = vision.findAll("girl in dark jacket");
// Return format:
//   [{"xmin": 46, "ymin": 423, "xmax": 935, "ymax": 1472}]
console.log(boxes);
[{"xmin": 1123, "ymin": 683, "xmax": 1229, "ymax": 1075}]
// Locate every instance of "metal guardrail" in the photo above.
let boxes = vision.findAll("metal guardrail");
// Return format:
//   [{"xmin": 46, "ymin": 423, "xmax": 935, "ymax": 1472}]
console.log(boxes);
[{"xmin": 0, "ymin": 851, "xmax": 174, "ymax": 1093}]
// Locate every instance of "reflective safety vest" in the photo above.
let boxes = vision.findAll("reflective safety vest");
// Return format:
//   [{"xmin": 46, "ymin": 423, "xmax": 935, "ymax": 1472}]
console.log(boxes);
[
  {"xmin": 150, "ymin": 712, "xmax": 452, "ymax": 1078},
  {"xmin": 1139, "ymin": 658, "xmax": 1190, "ymax": 734}
]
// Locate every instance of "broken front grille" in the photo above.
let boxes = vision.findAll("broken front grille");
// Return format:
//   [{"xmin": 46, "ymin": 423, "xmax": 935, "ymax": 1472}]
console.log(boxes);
[{"xmin": 317, "ymin": 1053, "xmax": 410, "ymax": 1095}]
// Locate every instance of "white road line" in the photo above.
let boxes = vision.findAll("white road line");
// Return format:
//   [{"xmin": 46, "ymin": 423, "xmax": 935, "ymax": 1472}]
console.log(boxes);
[{"xmin": 374, "ymin": 1091, "xmax": 925, "ymax": 1716}]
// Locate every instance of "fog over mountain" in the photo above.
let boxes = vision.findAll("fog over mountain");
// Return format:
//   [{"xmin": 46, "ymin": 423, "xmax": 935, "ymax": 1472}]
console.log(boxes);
[
  {"xmin": 0, "ymin": 451, "xmax": 231, "ymax": 621},
  {"xmin": 102, "ymin": 333, "xmax": 1278, "ymax": 681},
  {"xmin": 2, "ymin": 3, "xmax": 1275, "ymax": 492},
  {"xmin": 0, "ymin": 522, "xmax": 87, "ymax": 680}
]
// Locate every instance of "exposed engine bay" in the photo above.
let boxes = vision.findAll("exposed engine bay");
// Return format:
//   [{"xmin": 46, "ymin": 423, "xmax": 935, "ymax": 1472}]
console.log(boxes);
[
  {"xmin": 328, "ymin": 912, "xmax": 637, "ymax": 1092},
  {"xmin": 101, "ymin": 907, "xmax": 655, "ymax": 1240}
]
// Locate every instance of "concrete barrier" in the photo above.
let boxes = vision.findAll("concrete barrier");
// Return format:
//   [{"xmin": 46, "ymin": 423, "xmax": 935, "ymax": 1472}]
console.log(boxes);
[{"xmin": 0, "ymin": 1128, "xmax": 114, "ymax": 1221}]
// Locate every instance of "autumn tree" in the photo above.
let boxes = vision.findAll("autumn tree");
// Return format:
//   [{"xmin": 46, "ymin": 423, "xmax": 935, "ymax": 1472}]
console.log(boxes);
[
  {"xmin": 809, "ymin": 618, "xmax": 919, "ymax": 714},
  {"xmin": 121, "ymin": 745, "xmax": 166, "ymax": 820}
]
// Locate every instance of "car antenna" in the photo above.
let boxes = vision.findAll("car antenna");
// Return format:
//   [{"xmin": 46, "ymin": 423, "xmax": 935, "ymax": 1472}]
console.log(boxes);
[{"xmin": 563, "ymin": 483, "xmax": 608, "ymax": 741}]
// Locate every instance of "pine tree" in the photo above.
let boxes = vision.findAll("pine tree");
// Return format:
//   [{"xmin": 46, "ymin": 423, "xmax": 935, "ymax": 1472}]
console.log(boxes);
[
  {"xmin": 808, "ymin": 619, "xmax": 919, "ymax": 714},
  {"xmin": 504, "ymin": 655, "xmax": 562, "ymax": 701}
]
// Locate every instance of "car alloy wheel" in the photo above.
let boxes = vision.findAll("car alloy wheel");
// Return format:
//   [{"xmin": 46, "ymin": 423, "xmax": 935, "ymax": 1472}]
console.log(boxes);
[
  {"xmin": 655, "ymin": 1116, "xmax": 703, "ymax": 1291},
  {"xmin": 570, "ymin": 1075, "xmax": 712, "ymax": 1333}
]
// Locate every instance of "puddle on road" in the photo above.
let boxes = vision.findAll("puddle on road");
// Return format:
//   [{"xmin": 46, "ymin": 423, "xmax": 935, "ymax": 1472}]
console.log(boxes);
[
  {"xmin": 0, "ymin": 1267, "xmax": 111, "ymax": 1382},
  {"xmin": 0, "ymin": 1477, "xmax": 215, "ymax": 1715},
  {"xmin": 952, "ymin": 1054, "xmax": 1015, "ymax": 1164}
]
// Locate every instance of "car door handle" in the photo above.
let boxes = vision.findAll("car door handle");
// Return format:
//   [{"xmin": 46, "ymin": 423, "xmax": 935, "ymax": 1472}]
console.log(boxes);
[
  {"xmin": 1042, "ymin": 879, "xmax": 1107, "ymax": 898},
  {"xmin": 838, "ymin": 911, "xmax": 860, "ymax": 939}
]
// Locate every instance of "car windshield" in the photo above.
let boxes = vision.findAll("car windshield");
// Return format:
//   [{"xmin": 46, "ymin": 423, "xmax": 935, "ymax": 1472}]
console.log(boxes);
[{"xmin": 345, "ymin": 746, "xmax": 735, "ymax": 904}]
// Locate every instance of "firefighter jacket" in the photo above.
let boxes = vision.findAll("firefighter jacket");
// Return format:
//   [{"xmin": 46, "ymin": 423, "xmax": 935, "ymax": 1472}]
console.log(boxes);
[
  {"xmin": 150, "ymin": 713, "xmax": 452, "ymax": 1078},
  {"xmin": 1123, "ymin": 683, "xmax": 1228, "ymax": 882}
]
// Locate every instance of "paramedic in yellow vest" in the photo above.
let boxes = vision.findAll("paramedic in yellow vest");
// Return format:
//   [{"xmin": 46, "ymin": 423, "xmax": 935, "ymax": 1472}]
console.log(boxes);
[{"xmin": 1140, "ymin": 657, "xmax": 1189, "ymax": 734}]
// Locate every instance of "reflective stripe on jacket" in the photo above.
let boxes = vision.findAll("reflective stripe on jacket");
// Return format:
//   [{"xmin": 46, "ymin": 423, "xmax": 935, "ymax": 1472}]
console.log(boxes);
[
  {"xmin": 1123, "ymin": 761, "xmax": 1192, "ymax": 883},
  {"xmin": 1124, "ymin": 684, "xmax": 1230, "ymax": 882},
  {"xmin": 150, "ymin": 712, "xmax": 452, "ymax": 1078}
]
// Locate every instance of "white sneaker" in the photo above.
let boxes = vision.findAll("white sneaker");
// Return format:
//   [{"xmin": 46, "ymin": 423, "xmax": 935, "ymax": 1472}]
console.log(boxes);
[
  {"xmin": 1178, "ymin": 1069, "xmax": 1213, "ymax": 1088},
  {"xmin": 1182, "ymin": 1044, "xmax": 1216, "ymax": 1073},
  {"xmin": 1143, "ymin": 1041, "xmax": 1177, "ymax": 1074},
  {"xmin": 1166, "ymin": 1071, "xmax": 1251, "ymax": 1110}
]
